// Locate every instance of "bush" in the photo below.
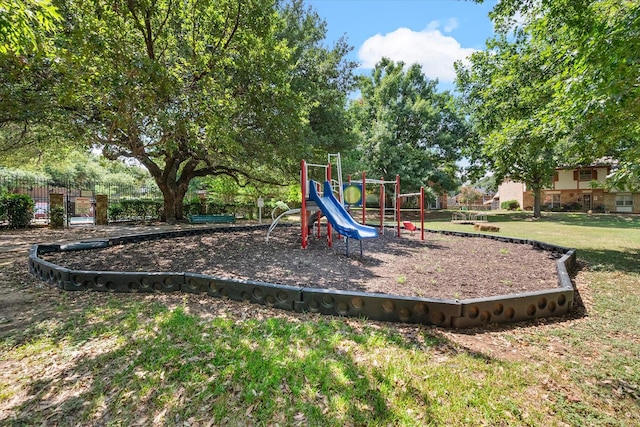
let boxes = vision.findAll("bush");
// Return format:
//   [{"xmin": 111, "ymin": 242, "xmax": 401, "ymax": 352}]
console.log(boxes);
[
  {"xmin": 501, "ymin": 200, "xmax": 520, "ymax": 211},
  {"xmin": 0, "ymin": 193, "xmax": 34, "ymax": 228},
  {"xmin": 50, "ymin": 205, "xmax": 65, "ymax": 229},
  {"xmin": 108, "ymin": 204, "xmax": 124, "ymax": 222},
  {"xmin": 109, "ymin": 199, "xmax": 163, "ymax": 222},
  {"xmin": 183, "ymin": 197, "xmax": 202, "ymax": 217}
]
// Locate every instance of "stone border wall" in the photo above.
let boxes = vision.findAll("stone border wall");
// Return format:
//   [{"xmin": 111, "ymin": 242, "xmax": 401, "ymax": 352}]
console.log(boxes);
[{"xmin": 28, "ymin": 225, "xmax": 577, "ymax": 329}]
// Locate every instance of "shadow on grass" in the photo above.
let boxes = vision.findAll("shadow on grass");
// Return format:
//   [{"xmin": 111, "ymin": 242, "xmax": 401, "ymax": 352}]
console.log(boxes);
[
  {"xmin": 428, "ymin": 211, "xmax": 640, "ymax": 230},
  {"xmin": 1, "ymin": 296, "xmax": 518, "ymax": 426},
  {"xmin": 488, "ymin": 212, "xmax": 640, "ymax": 229},
  {"xmin": 579, "ymin": 248, "xmax": 640, "ymax": 274}
]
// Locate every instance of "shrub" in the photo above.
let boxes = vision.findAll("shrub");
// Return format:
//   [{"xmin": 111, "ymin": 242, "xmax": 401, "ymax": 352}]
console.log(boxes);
[
  {"xmin": 501, "ymin": 200, "xmax": 520, "ymax": 211},
  {"xmin": 183, "ymin": 197, "xmax": 202, "ymax": 217},
  {"xmin": 108, "ymin": 199, "xmax": 163, "ymax": 222},
  {"xmin": 0, "ymin": 193, "xmax": 34, "ymax": 228},
  {"xmin": 50, "ymin": 205, "xmax": 65, "ymax": 229},
  {"xmin": 108, "ymin": 204, "xmax": 124, "ymax": 222}
]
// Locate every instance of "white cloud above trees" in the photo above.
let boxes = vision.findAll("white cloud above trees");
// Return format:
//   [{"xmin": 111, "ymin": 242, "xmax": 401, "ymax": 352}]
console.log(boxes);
[{"xmin": 357, "ymin": 20, "xmax": 476, "ymax": 83}]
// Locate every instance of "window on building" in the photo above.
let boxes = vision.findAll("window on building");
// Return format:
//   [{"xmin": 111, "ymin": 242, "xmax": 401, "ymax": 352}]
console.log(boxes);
[
  {"xmin": 616, "ymin": 195, "xmax": 633, "ymax": 206},
  {"xmin": 544, "ymin": 193, "xmax": 561, "ymax": 209},
  {"xmin": 579, "ymin": 169, "xmax": 594, "ymax": 181}
]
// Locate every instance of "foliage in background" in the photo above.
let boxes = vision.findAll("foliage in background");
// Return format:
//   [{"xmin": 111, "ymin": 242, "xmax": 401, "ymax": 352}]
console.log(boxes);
[
  {"xmin": 0, "ymin": 193, "xmax": 34, "ymax": 228},
  {"xmin": 1, "ymin": 152, "xmax": 157, "ymax": 190},
  {"xmin": 500, "ymin": 199, "xmax": 520, "ymax": 211},
  {"xmin": 458, "ymin": 186, "xmax": 485, "ymax": 206},
  {"xmin": 456, "ymin": 33, "xmax": 558, "ymax": 218},
  {"xmin": 349, "ymin": 58, "xmax": 470, "ymax": 194},
  {"xmin": 466, "ymin": 0, "xmax": 639, "ymax": 193},
  {"xmin": 49, "ymin": 204, "xmax": 64, "ymax": 228},
  {"xmin": 107, "ymin": 198, "xmax": 261, "ymax": 222}
]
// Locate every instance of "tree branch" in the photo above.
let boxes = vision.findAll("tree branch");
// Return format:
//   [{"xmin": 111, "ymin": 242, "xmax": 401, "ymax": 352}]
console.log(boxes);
[{"xmin": 190, "ymin": 0, "xmax": 242, "ymax": 86}]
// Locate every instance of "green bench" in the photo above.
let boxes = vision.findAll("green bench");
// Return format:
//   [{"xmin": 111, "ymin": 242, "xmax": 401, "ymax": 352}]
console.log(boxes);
[{"xmin": 189, "ymin": 214, "xmax": 236, "ymax": 224}]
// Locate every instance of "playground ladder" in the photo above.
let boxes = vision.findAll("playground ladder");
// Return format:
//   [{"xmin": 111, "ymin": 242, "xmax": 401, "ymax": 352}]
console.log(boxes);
[{"xmin": 328, "ymin": 153, "xmax": 344, "ymax": 205}]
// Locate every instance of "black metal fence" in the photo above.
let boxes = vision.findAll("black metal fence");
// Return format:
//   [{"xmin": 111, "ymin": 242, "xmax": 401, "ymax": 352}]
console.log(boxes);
[{"xmin": 0, "ymin": 173, "xmax": 168, "ymax": 224}]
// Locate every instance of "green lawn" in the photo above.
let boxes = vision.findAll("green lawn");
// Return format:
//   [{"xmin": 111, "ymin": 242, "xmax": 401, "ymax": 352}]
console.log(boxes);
[{"xmin": 1, "ymin": 212, "xmax": 639, "ymax": 426}]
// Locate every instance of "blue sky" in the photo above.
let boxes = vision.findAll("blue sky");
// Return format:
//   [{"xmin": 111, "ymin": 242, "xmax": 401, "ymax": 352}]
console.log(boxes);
[{"xmin": 306, "ymin": 0, "xmax": 498, "ymax": 92}]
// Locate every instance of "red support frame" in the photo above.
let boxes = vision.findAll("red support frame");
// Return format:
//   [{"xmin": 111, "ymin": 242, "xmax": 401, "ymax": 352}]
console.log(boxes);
[
  {"xmin": 301, "ymin": 160, "xmax": 308, "ymax": 249},
  {"xmin": 326, "ymin": 163, "xmax": 332, "ymax": 247},
  {"xmin": 396, "ymin": 175, "xmax": 401, "ymax": 237},
  {"xmin": 380, "ymin": 177, "xmax": 385, "ymax": 233},
  {"xmin": 362, "ymin": 171, "xmax": 366, "ymax": 225}
]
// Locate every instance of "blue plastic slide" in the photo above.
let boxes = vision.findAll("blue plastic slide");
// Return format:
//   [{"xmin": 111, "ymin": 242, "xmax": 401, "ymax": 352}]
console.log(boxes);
[{"xmin": 308, "ymin": 180, "xmax": 378, "ymax": 241}]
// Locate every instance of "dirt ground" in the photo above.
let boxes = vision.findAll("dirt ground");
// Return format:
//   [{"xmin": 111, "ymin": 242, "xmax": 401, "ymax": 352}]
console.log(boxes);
[
  {"xmin": 39, "ymin": 225, "xmax": 560, "ymax": 300},
  {"xmin": 0, "ymin": 223, "xmax": 587, "ymax": 364}
]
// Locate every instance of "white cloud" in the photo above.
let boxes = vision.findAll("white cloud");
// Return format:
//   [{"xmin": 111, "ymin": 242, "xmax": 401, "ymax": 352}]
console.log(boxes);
[
  {"xmin": 357, "ymin": 21, "xmax": 476, "ymax": 83},
  {"xmin": 444, "ymin": 18, "xmax": 458, "ymax": 33}
]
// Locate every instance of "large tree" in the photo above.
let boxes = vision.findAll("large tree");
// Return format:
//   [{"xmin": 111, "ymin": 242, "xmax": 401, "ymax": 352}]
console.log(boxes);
[
  {"xmin": 455, "ymin": 35, "xmax": 558, "ymax": 217},
  {"xmin": 49, "ymin": 0, "xmax": 355, "ymax": 222},
  {"xmin": 474, "ymin": 0, "xmax": 640, "ymax": 191},
  {"xmin": 0, "ymin": 0, "xmax": 67, "ymax": 163},
  {"xmin": 349, "ymin": 58, "xmax": 470, "ymax": 193}
]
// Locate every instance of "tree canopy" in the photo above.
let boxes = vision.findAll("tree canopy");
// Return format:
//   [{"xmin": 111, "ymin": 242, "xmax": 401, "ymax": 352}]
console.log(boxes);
[
  {"xmin": 0, "ymin": 0, "xmax": 60, "ymax": 54},
  {"xmin": 349, "ymin": 58, "xmax": 470, "ymax": 195},
  {"xmin": 455, "ymin": 35, "xmax": 558, "ymax": 217},
  {"xmin": 467, "ymin": 0, "xmax": 640, "ymax": 193},
  {"xmin": 2, "ymin": 0, "xmax": 356, "ymax": 222}
]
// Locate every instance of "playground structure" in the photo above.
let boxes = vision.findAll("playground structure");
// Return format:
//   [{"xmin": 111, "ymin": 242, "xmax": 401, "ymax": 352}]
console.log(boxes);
[{"xmin": 294, "ymin": 154, "xmax": 426, "ymax": 255}]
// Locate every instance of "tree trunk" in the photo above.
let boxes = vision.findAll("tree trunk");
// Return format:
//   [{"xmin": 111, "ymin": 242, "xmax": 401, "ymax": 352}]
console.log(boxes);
[
  {"xmin": 155, "ymin": 174, "xmax": 192, "ymax": 224},
  {"xmin": 158, "ymin": 182, "xmax": 178, "ymax": 224},
  {"xmin": 175, "ymin": 182, "xmax": 190, "ymax": 221},
  {"xmin": 139, "ymin": 154, "xmax": 202, "ymax": 224},
  {"xmin": 532, "ymin": 187, "xmax": 542, "ymax": 218}
]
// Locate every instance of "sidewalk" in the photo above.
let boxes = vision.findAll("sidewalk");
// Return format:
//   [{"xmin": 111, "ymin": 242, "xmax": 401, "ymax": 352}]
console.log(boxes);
[{"xmin": 0, "ymin": 223, "xmax": 227, "ymax": 255}]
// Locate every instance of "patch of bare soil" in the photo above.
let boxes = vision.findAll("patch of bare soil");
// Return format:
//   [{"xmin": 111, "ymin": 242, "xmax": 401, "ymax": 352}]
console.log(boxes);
[{"xmin": 41, "ymin": 226, "xmax": 560, "ymax": 300}]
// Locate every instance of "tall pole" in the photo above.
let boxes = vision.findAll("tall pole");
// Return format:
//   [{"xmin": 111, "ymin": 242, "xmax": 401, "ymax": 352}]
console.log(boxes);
[
  {"xmin": 301, "ymin": 160, "xmax": 308, "ymax": 249},
  {"xmin": 420, "ymin": 186, "xmax": 425, "ymax": 241},
  {"xmin": 380, "ymin": 177, "xmax": 385, "ymax": 233},
  {"xmin": 316, "ymin": 181, "xmax": 321, "ymax": 239},
  {"xmin": 362, "ymin": 171, "xmax": 366, "ymax": 225},
  {"xmin": 326, "ymin": 163, "xmax": 332, "ymax": 247},
  {"xmin": 396, "ymin": 175, "xmax": 401, "ymax": 237}
]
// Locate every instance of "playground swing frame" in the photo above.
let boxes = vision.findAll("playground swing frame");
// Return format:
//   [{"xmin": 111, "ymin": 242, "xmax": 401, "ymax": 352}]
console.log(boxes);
[
  {"xmin": 395, "ymin": 175, "xmax": 425, "ymax": 241},
  {"xmin": 345, "ymin": 172, "xmax": 398, "ymax": 236}
]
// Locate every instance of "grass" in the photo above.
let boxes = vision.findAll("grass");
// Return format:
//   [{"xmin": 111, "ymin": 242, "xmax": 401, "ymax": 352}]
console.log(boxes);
[{"xmin": 1, "ymin": 211, "xmax": 639, "ymax": 426}]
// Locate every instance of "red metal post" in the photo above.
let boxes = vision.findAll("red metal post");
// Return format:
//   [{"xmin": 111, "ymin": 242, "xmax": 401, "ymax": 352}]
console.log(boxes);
[
  {"xmin": 362, "ymin": 171, "xmax": 366, "ymax": 225},
  {"xmin": 301, "ymin": 160, "xmax": 308, "ymax": 249},
  {"xmin": 396, "ymin": 175, "xmax": 401, "ymax": 237},
  {"xmin": 316, "ymin": 182, "xmax": 321, "ymax": 239},
  {"xmin": 420, "ymin": 186, "xmax": 425, "ymax": 241},
  {"xmin": 326, "ymin": 163, "xmax": 332, "ymax": 247},
  {"xmin": 380, "ymin": 177, "xmax": 385, "ymax": 233}
]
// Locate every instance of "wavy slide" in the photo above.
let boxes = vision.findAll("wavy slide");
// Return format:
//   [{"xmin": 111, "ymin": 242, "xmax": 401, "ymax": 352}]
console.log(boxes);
[{"xmin": 308, "ymin": 180, "xmax": 378, "ymax": 241}]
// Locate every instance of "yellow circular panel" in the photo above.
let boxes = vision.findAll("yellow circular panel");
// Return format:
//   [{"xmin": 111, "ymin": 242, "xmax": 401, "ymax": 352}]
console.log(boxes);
[{"xmin": 344, "ymin": 185, "xmax": 362, "ymax": 205}]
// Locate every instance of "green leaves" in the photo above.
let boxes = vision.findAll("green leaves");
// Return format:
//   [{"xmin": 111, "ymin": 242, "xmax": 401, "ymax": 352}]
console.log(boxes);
[
  {"xmin": 473, "ymin": 0, "xmax": 639, "ymax": 191},
  {"xmin": 39, "ymin": 0, "xmax": 357, "ymax": 221},
  {"xmin": 350, "ymin": 59, "xmax": 469, "ymax": 192},
  {"xmin": 0, "ymin": 0, "xmax": 60, "ymax": 55}
]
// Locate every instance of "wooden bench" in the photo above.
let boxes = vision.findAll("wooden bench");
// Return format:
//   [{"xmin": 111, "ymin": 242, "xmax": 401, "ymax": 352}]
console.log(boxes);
[{"xmin": 189, "ymin": 214, "xmax": 236, "ymax": 224}]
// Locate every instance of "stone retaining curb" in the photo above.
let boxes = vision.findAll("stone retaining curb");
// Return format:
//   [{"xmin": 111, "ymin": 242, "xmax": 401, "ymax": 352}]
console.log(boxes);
[{"xmin": 28, "ymin": 225, "xmax": 577, "ymax": 328}]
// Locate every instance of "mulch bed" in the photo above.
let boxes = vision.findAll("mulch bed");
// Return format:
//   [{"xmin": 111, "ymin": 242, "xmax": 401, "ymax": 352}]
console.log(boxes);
[{"xmin": 41, "ymin": 226, "xmax": 561, "ymax": 300}]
